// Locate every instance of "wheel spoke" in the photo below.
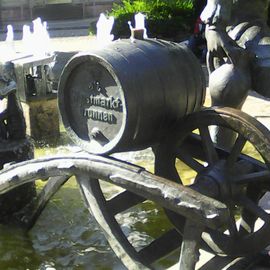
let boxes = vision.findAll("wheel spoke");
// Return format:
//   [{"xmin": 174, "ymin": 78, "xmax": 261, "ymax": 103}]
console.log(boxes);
[
  {"xmin": 238, "ymin": 196, "xmax": 270, "ymax": 224},
  {"xmin": 238, "ymin": 187, "xmax": 262, "ymax": 235},
  {"xmin": 239, "ymin": 214, "xmax": 255, "ymax": 235},
  {"xmin": 226, "ymin": 135, "xmax": 247, "ymax": 167},
  {"xmin": 138, "ymin": 229, "xmax": 182, "ymax": 264},
  {"xmin": 155, "ymin": 108, "xmax": 270, "ymax": 256},
  {"xmin": 179, "ymin": 220, "xmax": 203, "ymax": 270},
  {"xmin": 176, "ymin": 149, "xmax": 205, "ymax": 172},
  {"xmin": 227, "ymin": 212, "xmax": 238, "ymax": 237},
  {"xmin": 26, "ymin": 175, "xmax": 70, "ymax": 230},
  {"xmin": 107, "ymin": 190, "xmax": 145, "ymax": 216},
  {"xmin": 199, "ymin": 126, "xmax": 219, "ymax": 165},
  {"xmin": 77, "ymin": 175, "xmax": 150, "ymax": 269},
  {"xmin": 235, "ymin": 170, "xmax": 270, "ymax": 185}
]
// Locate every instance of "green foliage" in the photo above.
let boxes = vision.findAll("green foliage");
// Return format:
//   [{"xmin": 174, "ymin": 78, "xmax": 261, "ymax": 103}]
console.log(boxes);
[
  {"xmin": 109, "ymin": 0, "xmax": 194, "ymax": 40},
  {"xmin": 88, "ymin": 21, "xmax": 96, "ymax": 36}
]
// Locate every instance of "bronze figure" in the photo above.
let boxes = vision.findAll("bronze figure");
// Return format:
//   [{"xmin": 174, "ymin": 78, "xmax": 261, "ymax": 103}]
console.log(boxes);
[
  {"xmin": 202, "ymin": 0, "xmax": 270, "ymax": 105},
  {"xmin": 202, "ymin": 0, "xmax": 270, "ymax": 147}
]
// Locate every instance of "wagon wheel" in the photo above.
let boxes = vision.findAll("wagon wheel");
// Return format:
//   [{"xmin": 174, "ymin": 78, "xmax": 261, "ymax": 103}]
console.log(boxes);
[
  {"xmin": 76, "ymin": 166, "xmax": 194, "ymax": 269},
  {"xmin": 155, "ymin": 107, "xmax": 270, "ymax": 257},
  {"xmin": 0, "ymin": 156, "xmax": 170, "ymax": 269},
  {"xmin": 0, "ymin": 163, "xmax": 176, "ymax": 269},
  {"xmin": 0, "ymin": 154, "xmax": 227, "ymax": 270},
  {"xmin": 76, "ymin": 178, "xmax": 180, "ymax": 269}
]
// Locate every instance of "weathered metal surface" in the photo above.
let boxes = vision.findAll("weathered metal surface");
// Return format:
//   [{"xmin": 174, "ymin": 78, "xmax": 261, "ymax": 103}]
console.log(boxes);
[
  {"xmin": 155, "ymin": 107, "xmax": 270, "ymax": 256},
  {"xmin": 179, "ymin": 220, "xmax": 204, "ymax": 269},
  {"xmin": 0, "ymin": 68, "xmax": 27, "ymax": 141},
  {"xmin": 0, "ymin": 18, "xmax": 269, "ymax": 267},
  {"xmin": 0, "ymin": 153, "xmax": 230, "ymax": 269},
  {"xmin": 202, "ymin": 0, "xmax": 270, "ymax": 147},
  {"xmin": 0, "ymin": 55, "xmax": 62, "ymax": 139},
  {"xmin": 0, "ymin": 138, "xmax": 36, "ymax": 226},
  {"xmin": 1, "ymin": 105, "xmax": 270, "ymax": 268},
  {"xmin": 24, "ymin": 175, "xmax": 70, "ymax": 230},
  {"xmin": 51, "ymin": 51, "xmax": 77, "ymax": 90},
  {"xmin": 202, "ymin": 0, "xmax": 270, "ymax": 98},
  {"xmin": 0, "ymin": 54, "xmax": 55, "ymax": 102},
  {"xmin": 77, "ymin": 175, "xmax": 151, "ymax": 270},
  {"xmin": 0, "ymin": 73, "xmax": 36, "ymax": 225},
  {"xmin": 58, "ymin": 38, "xmax": 206, "ymax": 154},
  {"xmin": 0, "ymin": 154, "xmax": 228, "ymax": 229}
]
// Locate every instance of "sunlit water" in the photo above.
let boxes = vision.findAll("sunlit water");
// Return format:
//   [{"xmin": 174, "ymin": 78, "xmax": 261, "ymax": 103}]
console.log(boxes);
[
  {"xmin": 0, "ymin": 133, "xmax": 263, "ymax": 269},
  {"xmin": 0, "ymin": 135, "xmax": 173, "ymax": 270}
]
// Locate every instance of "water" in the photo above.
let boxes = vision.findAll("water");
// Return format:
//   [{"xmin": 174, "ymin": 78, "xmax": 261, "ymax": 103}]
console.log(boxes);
[
  {"xmin": 0, "ymin": 172, "xmax": 122, "ymax": 269},
  {"xmin": 0, "ymin": 134, "xmax": 264, "ymax": 269},
  {"xmin": 0, "ymin": 187, "xmax": 120, "ymax": 270},
  {"xmin": 0, "ymin": 135, "xmax": 174, "ymax": 269},
  {"xmin": 96, "ymin": 13, "xmax": 114, "ymax": 45}
]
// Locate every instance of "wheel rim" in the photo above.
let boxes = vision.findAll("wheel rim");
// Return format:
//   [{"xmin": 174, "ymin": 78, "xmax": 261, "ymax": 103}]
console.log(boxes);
[
  {"xmin": 3, "ymin": 154, "xmax": 221, "ymax": 269},
  {"xmin": 0, "ymin": 118, "xmax": 266, "ymax": 267},
  {"xmin": 155, "ymin": 107, "xmax": 270, "ymax": 256}
]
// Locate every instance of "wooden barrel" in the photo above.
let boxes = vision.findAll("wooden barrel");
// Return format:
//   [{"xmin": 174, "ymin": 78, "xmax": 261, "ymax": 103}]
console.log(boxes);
[{"xmin": 58, "ymin": 39, "xmax": 206, "ymax": 154}]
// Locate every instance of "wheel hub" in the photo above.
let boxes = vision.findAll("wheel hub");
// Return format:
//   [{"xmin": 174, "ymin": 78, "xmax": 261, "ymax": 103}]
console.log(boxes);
[
  {"xmin": 192, "ymin": 160, "xmax": 246, "ymax": 203},
  {"xmin": 155, "ymin": 108, "xmax": 270, "ymax": 257}
]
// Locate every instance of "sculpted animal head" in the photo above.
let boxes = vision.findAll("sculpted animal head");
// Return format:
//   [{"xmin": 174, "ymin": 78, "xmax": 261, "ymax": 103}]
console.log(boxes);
[{"xmin": 201, "ymin": 0, "xmax": 232, "ymax": 25}]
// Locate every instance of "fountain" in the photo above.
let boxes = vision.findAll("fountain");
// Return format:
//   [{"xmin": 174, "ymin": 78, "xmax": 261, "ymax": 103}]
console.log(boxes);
[
  {"xmin": 0, "ymin": 25, "xmax": 16, "ymax": 62},
  {"xmin": 31, "ymin": 17, "xmax": 52, "ymax": 57},
  {"xmin": 42, "ymin": 21, "xmax": 52, "ymax": 55},
  {"xmin": 1, "ymin": 9, "xmax": 270, "ymax": 270},
  {"xmin": 0, "ymin": 18, "xmax": 58, "ymax": 140},
  {"xmin": 96, "ymin": 13, "xmax": 115, "ymax": 46},
  {"xmin": 128, "ymin": 12, "xmax": 148, "ymax": 40},
  {"xmin": 22, "ymin": 25, "xmax": 33, "ymax": 56},
  {"xmin": 5, "ymin": 25, "xmax": 15, "ymax": 53}
]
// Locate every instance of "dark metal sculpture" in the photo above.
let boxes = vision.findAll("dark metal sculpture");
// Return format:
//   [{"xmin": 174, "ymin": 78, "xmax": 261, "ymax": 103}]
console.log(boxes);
[
  {"xmin": 58, "ymin": 39, "xmax": 205, "ymax": 154},
  {"xmin": 1, "ymin": 34, "xmax": 270, "ymax": 269},
  {"xmin": 0, "ymin": 62, "xmax": 26, "ymax": 140},
  {"xmin": 0, "ymin": 61, "xmax": 36, "ymax": 226},
  {"xmin": 202, "ymin": 0, "xmax": 270, "ymax": 147},
  {"xmin": 202, "ymin": 0, "xmax": 270, "ymax": 99},
  {"xmin": 1, "ymin": 106, "xmax": 270, "ymax": 269},
  {"xmin": 0, "ymin": 151, "xmax": 229, "ymax": 269}
]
